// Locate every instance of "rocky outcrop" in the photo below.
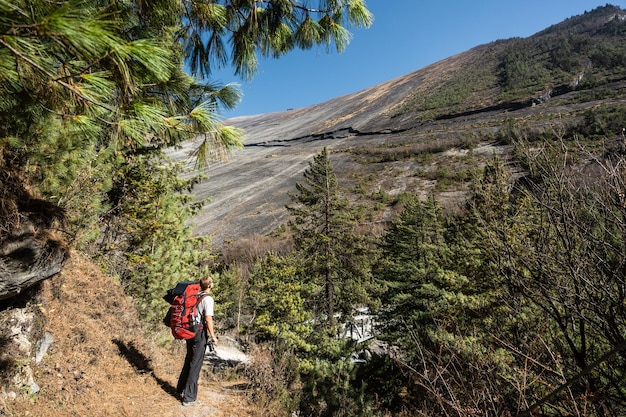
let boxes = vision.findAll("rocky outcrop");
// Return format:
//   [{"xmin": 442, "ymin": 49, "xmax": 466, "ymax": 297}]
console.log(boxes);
[
  {"xmin": 0, "ymin": 226, "xmax": 67, "ymax": 300},
  {"xmin": 0, "ymin": 165, "xmax": 68, "ymax": 301},
  {"xmin": 0, "ymin": 306, "xmax": 51, "ymax": 400}
]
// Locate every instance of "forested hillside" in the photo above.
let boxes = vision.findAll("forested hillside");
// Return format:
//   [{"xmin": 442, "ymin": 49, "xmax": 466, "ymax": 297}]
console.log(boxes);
[
  {"xmin": 3, "ymin": 2, "xmax": 626, "ymax": 417},
  {"xmin": 191, "ymin": 4, "xmax": 626, "ymax": 416}
]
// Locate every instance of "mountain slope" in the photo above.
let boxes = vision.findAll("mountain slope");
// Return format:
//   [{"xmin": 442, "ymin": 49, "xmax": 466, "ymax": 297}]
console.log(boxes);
[
  {"xmin": 3, "ymin": 5, "xmax": 626, "ymax": 416},
  {"xmin": 189, "ymin": 5, "xmax": 626, "ymax": 248}
]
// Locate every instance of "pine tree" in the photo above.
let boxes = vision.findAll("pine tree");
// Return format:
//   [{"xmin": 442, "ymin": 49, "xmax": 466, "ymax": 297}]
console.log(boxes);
[
  {"xmin": 0, "ymin": 0, "xmax": 243, "ymax": 242},
  {"xmin": 248, "ymin": 253, "xmax": 314, "ymax": 352},
  {"xmin": 182, "ymin": 0, "xmax": 374, "ymax": 80},
  {"xmin": 374, "ymin": 193, "xmax": 454, "ymax": 351},
  {"xmin": 373, "ymin": 181, "xmax": 524, "ymax": 415},
  {"xmin": 287, "ymin": 147, "xmax": 373, "ymax": 327}
]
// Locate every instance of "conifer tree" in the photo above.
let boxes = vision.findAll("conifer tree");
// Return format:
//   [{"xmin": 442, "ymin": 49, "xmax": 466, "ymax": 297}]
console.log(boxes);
[
  {"xmin": 100, "ymin": 155, "xmax": 214, "ymax": 322},
  {"xmin": 480, "ymin": 143, "xmax": 626, "ymax": 413},
  {"xmin": 444, "ymin": 150, "xmax": 626, "ymax": 414},
  {"xmin": 0, "ymin": 0, "xmax": 243, "ymax": 242},
  {"xmin": 182, "ymin": 0, "xmax": 374, "ymax": 80},
  {"xmin": 287, "ymin": 147, "xmax": 374, "ymax": 327},
  {"xmin": 248, "ymin": 253, "xmax": 314, "ymax": 352},
  {"xmin": 374, "ymin": 193, "xmax": 455, "ymax": 352},
  {"xmin": 373, "ymin": 170, "xmax": 525, "ymax": 415}
]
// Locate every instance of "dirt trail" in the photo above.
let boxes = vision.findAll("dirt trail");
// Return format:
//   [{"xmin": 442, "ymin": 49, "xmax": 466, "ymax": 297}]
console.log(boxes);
[{"xmin": 2, "ymin": 251, "xmax": 257, "ymax": 417}]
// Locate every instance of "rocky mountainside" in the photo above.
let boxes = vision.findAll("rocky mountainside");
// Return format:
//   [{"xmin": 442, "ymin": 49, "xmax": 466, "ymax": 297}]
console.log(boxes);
[
  {"xmin": 3, "ymin": 5, "xmax": 626, "ymax": 416},
  {"xmin": 187, "ymin": 4, "xmax": 626, "ymax": 249}
]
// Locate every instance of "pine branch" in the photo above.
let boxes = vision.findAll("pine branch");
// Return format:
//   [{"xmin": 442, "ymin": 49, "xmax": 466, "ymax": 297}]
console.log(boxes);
[{"xmin": 0, "ymin": 37, "xmax": 113, "ymax": 111}]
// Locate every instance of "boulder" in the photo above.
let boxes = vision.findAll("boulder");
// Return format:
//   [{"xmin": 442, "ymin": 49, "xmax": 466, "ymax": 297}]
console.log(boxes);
[{"xmin": 0, "ymin": 226, "xmax": 67, "ymax": 300}]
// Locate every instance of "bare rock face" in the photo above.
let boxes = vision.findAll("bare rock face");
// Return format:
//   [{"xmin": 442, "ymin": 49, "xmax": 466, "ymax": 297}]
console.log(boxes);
[
  {"xmin": 0, "ymin": 226, "xmax": 67, "ymax": 300},
  {"xmin": 0, "ymin": 308, "xmax": 45, "ymax": 400},
  {"xmin": 0, "ymin": 169, "xmax": 68, "ymax": 300},
  {"xmin": 1, "ymin": 157, "xmax": 68, "ymax": 300}
]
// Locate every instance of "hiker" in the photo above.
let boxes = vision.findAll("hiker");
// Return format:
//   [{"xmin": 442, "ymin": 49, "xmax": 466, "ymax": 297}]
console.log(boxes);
[{"xmin": 176, "ymin": 275, "xmax": 217, "ymax": 407}]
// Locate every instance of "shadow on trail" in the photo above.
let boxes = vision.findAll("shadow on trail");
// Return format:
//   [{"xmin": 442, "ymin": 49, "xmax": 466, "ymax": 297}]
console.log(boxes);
[{"xmin": 113, "ymin": 339, "xmax": 179, "ymax": 399}]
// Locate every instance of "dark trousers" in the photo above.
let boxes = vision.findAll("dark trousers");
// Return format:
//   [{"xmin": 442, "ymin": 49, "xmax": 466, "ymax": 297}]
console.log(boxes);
[{"xmin": 176, "ymin": 330, "xmax": 206, "ymax": 402}]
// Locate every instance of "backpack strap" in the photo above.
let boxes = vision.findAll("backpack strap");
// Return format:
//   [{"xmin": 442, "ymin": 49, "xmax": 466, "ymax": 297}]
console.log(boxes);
[{"xmin": 196, "ymin": 292, "xmax": 210, "ymax": 329}]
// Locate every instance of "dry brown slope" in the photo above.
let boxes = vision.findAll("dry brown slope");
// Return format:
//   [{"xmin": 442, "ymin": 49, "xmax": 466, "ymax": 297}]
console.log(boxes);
[{"xmin": 2, "ymin": 252, "xmax": 255, "ymax": 417}]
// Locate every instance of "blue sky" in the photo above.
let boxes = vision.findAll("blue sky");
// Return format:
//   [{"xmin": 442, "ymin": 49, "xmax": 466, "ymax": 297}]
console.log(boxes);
[{"xmin": 208, "ymin": 1, "xmax": 625, "ymax": 118}]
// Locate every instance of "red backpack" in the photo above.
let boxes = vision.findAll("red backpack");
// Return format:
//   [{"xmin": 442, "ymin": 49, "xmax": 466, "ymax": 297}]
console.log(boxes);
[{"xmin": 163, "ymin": 281, "xmax": 208, "ymax": 340}]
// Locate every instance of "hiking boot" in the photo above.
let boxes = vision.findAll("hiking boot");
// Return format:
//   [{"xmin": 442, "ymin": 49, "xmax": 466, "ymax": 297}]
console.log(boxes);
[{"xmin": 182, "ymin": 400, "xmax": 203, "ymax": 407}]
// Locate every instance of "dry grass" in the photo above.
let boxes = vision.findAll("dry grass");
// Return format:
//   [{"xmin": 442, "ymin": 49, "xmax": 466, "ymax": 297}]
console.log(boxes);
[{"xmin": 1, "ymin": 251, "xmax": 259, "ymax": 417}]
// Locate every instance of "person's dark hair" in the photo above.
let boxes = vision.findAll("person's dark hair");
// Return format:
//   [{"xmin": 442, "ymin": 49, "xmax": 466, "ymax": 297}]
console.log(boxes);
[{"xmin": 199, "ymin": 276, "xmax": 213, "ymax": 291}]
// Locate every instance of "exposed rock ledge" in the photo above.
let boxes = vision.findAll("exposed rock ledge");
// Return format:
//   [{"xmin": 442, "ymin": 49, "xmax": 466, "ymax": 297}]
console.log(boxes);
[{"xmin": 0, "ymin": 227, "xmax": 67, "ymax": 300}]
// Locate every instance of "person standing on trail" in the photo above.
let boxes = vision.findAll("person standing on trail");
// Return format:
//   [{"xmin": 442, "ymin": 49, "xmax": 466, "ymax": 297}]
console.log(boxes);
[{"xmin": 177, "ymin": 275, "xmax": 218, "ymax": 407}]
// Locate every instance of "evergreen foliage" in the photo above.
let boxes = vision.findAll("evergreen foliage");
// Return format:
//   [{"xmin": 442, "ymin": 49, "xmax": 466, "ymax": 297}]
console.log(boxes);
[
  {"xmin": 394, "ymin": 4, "xmax": 626, "ymax": 119},
  {"xmin": 493, "ymin": 140, "xmax": 626, "ymax": 414},
  {"xmin": 287, "ymin": 147, "xmax": 376, "ymax": 326},
  {"xmin": 0, "ymin": 0, "xmax": 373, "ymax": 319},
  {"xmin": 7, "ymin": 2, "xmax": 626, "ymax": 416},
  {"xmin": 248, "ymin": 253, "xmax": 314, "ymax": 353},
  {"xmin": 374, "ymin": 194, "xmax": 449, "ymax": 350},
  {"xmin": 182, "ymin": 0, "xmax": 373, "ymax": 79},
  {"xmin": 240, "ymin": 148, "xmax": 381, "ymax": 415},
  {"xmin": 0, "ymin": 0, "xmax": 243, "ymax": 242},
  {"xmin": 299, "ymin": 355, "xmax": 369, "ymax": 417},
  {"xmin": 370, "ymin": 148, "xmax": 626, "ymax": 416},
  {"xmin": 96, "ymin": 154, "xmax": 214, "ymax": 323}
]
